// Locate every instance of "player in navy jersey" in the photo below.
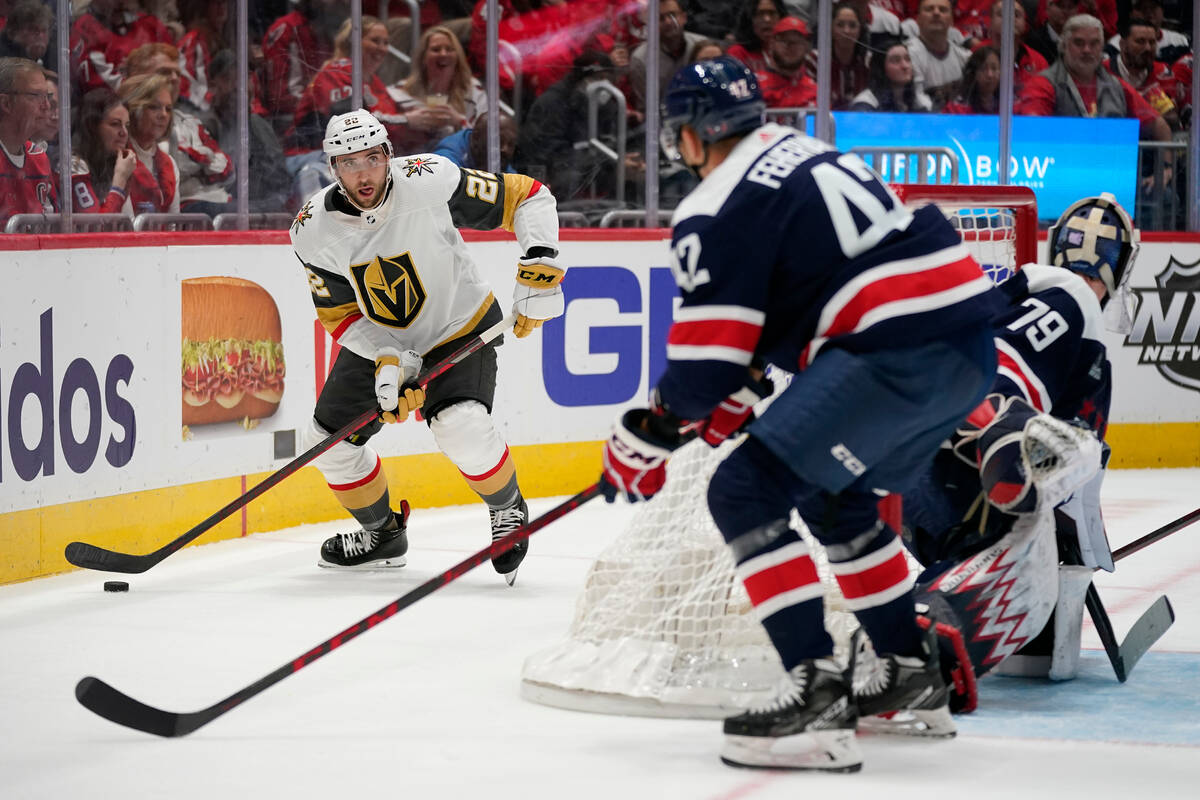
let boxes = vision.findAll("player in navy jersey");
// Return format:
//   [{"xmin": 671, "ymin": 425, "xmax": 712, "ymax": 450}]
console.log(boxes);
[
  {"xmin": 903, "ymin": 193, "xmax": 1138, "ymax": 696},
  {"xmin": 598, "ymin": 56, "xmax": 1007, "ymax": 772}
]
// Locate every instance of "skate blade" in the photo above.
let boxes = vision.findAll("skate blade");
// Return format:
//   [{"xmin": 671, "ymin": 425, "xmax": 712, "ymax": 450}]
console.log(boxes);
[
  {"xmin": 720, "ymin": 729, "xmax": 862, "ymax": 772},
  {"xmin": 858, "ymin": 707, "xmax": 956, "ymax": 739},
  {"xmin": 317, "ymin": 555, "xmax": 408, "ymax": 570},
  {"xmin": 502, "ymin": 568, "xmax": 519, "ymax": 587}
]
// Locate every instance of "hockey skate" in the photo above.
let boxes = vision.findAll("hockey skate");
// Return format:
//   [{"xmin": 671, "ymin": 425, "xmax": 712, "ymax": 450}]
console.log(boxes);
[
  {"xmin": 721, "ymin": 659, "xmax": 862, "ymax": 772},
  {"xmin": 489, "ymin": 495, "xmax": 529, "ymax": 586},
  {"xmin": 853, "ymin": 627, "xmax": 956, "ymax": 738},
  {"xmin": 318, "ymin": 501, "xmax": 410, "ymax": 569}
]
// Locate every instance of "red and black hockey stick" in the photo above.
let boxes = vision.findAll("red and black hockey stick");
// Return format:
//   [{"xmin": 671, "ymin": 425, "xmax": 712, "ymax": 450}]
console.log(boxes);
[
  {"xmin": 1111, "ymin": 505, "xmax": 1200, "ymax": 564},
  {"xmin": 75, "ymin": 482, "xmax": 604, "ymax": 737},
  {"xmin": 64, "ymin": 313, "xmax": 516, "ymax": 575}
]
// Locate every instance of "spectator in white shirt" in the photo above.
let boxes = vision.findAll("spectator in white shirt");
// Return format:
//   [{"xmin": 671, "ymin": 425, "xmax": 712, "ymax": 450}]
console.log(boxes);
[{"xmin": 905, "ymin": 0, "xmax": 971, "ymax": 109}]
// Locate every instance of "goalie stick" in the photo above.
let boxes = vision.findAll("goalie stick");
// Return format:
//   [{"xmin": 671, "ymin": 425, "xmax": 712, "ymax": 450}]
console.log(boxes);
[
  {"xmin": 75, "ymin": 482, "xmax": 604, "ymax": 737},
  {"xmin": 64, "ymin": 313, "xmax": 517, "ymax": 575}
]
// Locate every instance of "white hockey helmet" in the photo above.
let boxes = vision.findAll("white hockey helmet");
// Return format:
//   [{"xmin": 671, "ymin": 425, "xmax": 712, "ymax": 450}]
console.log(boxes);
[
  {"xmin": 324, "ymin": 110, "xmax": 393, "ymax": 208},
  {"xmin": 1047, "ymin": 191, "xmax": 1140, "ymax": 332}
]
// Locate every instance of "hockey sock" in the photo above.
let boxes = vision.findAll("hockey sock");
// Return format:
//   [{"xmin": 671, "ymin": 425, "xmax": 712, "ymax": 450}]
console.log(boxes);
[
  {"xmin": 430, "ymin": 401, "xmax": 520, "ymax": 508},
  {"xmin": 822, "ymin": 517, "xmax": 922, "ymax": 658},
  {"xmin": 709, "ymin": 439, "xmax": 833, "ymax": 668}
]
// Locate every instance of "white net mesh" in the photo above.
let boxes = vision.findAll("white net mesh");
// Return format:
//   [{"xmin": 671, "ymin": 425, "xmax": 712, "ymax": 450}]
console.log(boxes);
[{"xmin": 520, "ymin": 189, "xmax": 1028, "ymax": 718}]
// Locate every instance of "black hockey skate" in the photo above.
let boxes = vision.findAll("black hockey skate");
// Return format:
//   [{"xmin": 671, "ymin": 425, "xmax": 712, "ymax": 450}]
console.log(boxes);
[
  {"xmin": 721, "ymin": 658, "xmax": 862, "ymax": 772},
  {"xmin": 489, "ymin": 495, "xmax": 529, "ymax": 586},
  {"xmin": 852, "ymin": 626, "xmax": 956, "ymax": 738},
  {"xmin": 318, "ymin": 501, "xmax": 410, "ymax": 569}
]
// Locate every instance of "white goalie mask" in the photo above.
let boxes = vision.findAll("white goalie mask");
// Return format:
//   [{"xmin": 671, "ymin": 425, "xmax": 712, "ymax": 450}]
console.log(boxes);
[{"xmin": 323, "ymin": 110, "xmax": 394, "ymax": 211}]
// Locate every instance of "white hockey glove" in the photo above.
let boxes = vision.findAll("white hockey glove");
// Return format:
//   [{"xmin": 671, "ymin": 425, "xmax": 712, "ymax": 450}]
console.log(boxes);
[
  {"xmin": 374, "ymin": 348, "xmax": 425, "ymax": 424},
  {"xmin": 513, "ymin": 253, "xmax": 565, "ymax": 338}
]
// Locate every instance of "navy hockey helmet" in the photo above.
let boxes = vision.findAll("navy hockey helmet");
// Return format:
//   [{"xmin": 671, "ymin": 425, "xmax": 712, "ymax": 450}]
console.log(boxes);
[
  {"xmin": 660, "ymin": 56, "xmax": 765, "ymax": 161},
  {"xmin": 1047, "ymin": 192, "xmax": 1139, "ymax": 306}
]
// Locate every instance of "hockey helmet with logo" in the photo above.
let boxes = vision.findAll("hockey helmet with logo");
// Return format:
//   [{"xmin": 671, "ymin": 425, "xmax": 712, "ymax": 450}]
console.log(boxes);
[
  {"xmin": 660, "ymin": 56, "xmax": 765, "ymax": 161},
  {"xmin": 1047, "ymin": 192, "xmax": 1139, "ymax": 307},
  {"xmin": 324, "ymin": 110, "xmax": 394, "ymax": 208}
]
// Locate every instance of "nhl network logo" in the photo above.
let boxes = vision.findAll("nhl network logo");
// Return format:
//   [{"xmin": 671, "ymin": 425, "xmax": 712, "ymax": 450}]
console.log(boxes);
[{"xmin": 1122, "ymin": 255, "xmax": 1200, "ymax": 392}]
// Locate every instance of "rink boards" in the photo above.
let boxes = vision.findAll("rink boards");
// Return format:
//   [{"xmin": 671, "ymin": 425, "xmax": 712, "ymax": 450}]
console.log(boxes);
[{"xmin": 2, "ymin": 229, "xmax": 1199, "ymax": 583}]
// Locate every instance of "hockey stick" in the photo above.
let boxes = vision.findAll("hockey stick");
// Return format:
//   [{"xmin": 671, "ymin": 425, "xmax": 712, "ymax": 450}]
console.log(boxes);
[
  {"xmin": 64, "ymin": 313, "xmax": 517, "ymax": 574},
  {"xmin": 1084, "ymin": 586, "xmax": 1173, "ymax": 683},
  {"xmin": 75, "ymin": 482, "xmax": 603, "ymax": 737},
  {"xmin": 1111, "ymin": 506, "xmax": 1200, "ymax": 564}
]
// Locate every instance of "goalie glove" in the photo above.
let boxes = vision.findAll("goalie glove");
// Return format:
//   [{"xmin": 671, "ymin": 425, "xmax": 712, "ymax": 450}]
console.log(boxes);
[
  {"xmin": 513, "ymin": 251, "xmax": 565, "ymax": 338},
  {"xmin": 697, "ymin": 375, "xmax": 774, "ymax": 447},
  {"xmin": 600, "ymin": 407, "xmax": 693, "ymax": 503},
  {"xmin": 375, "ymin": 348, "xmax": 425, "ymax": 424}
]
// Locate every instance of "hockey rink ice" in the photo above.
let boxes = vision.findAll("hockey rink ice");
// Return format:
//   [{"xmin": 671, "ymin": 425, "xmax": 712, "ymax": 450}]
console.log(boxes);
[{"xmin": 3, "ymin": 468, "xmax": 1198, "ymax": 799}]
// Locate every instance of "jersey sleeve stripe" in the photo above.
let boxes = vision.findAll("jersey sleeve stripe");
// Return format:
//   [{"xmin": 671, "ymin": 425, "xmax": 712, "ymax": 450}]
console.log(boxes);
[
  {"xmin": 994, "ymin": 338, "xmax": 1050, "ymax": 411},
  {"xmin": 667, "ymin": 344, "xmax": 756, "ymax": 365},
  {"xmin": 319, "ymin": 305, "xmax": 363, "ymax": 339},
  {"xmin": 673, "ymin": 304, "xmax": 766, "ymax": 326},
  {"xmin": 667, "ymin": 318, "xmax": 762, "ymax": 351},
  {"xmin": 500, "ymin": 173, "xmax": 539, "ymax": 232}
]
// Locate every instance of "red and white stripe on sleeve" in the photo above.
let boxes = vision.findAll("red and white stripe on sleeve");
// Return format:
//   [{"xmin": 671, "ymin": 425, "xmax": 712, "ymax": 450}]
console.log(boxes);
[{"xmin": 667, "ymin": 305, "xmax": 764, "ymax": 366}]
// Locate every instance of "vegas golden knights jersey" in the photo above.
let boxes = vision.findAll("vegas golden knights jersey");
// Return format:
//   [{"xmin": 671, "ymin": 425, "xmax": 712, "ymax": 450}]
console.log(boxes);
[{"xmin": 290, "ymin": 153, "xmax": 558, "ymax": 360}]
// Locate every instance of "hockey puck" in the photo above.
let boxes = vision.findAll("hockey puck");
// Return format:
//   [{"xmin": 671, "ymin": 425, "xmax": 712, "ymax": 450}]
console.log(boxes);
[{"xmin": 103, "ymin": 581, "xmax": 130, "ymax": 592}]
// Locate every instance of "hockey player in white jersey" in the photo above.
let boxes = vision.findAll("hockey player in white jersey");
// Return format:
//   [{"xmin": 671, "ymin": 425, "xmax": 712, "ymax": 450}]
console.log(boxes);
[{"xmin": 290, "ymin": 110, "xmax": 563, "ymax": 585}]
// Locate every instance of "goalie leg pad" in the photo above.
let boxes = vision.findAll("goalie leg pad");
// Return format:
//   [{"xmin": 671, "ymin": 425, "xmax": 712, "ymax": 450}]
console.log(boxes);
[
  {"xmin": 430, "ymin": 400, "xmax": 519, "ymax": 506},
  {"xmin": 916, "ymin": 506, "xmax": 1059, "ymax": 678}
]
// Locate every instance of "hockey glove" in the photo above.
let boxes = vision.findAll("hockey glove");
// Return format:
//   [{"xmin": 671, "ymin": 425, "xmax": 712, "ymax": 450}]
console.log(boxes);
[
  {"xmin": 600, "ymin": 408, "xmax": 693, "ymax": 503},
  {"xmin": 697, "ymin": 375, "xmax": 774, "ymax": 447},
  {"xmin": 513, "ymin": 252, "xmax": 565, "ymax": 338},
  {"xmin": 375, "ymin": 349, "xmax": 425, "ymax": 423}
]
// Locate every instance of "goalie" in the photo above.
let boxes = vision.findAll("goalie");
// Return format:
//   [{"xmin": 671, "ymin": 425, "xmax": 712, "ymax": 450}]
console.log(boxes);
[{"xmin": 903, "ymin": 192, "xmax": 1139, "ymax": 699}]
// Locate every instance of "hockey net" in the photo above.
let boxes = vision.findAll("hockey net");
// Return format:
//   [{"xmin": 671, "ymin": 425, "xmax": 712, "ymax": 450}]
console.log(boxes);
[{"xmin": 520, "ymin": 185, "xmax": 1038, "ymax": 718}]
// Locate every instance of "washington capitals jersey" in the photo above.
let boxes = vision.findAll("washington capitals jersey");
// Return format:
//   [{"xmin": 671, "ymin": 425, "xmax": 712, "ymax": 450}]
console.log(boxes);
[
  {"xmin": 658, "ymin": 123, "xmax": 1005, "ymax": 419},
  {"xmin": 291, "ymin": 155, "xmax": 557, "ymax": 361},
  {"xmin": 991, "ymin": 264, "xmax": 1111, "ymax": 436}
]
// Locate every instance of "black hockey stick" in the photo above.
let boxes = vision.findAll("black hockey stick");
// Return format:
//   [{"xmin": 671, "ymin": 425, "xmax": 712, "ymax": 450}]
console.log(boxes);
[
  {"xmin": 1111, "ymin": 506, "xmax": 1200, "ymax": 564},
  {"xmin": 75, "ymin": 482, "xmax": 603, "ymax": 737},
  {"xmin": 64, "ymin": 313, "xmax": 516, "ymax": 574},
  {"xmin": 1084, "ymin": 587, "xmax": 1174, "ymax": 683}
]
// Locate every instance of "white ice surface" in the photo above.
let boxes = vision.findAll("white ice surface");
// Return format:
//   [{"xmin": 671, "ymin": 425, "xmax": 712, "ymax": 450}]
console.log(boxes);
[{"xmin": 2, "ymin": 468, "xmax": 1198, "ymax": 799}]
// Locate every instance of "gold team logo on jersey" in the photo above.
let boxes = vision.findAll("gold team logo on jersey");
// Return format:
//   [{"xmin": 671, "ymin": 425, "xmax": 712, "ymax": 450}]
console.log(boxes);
[
  {"xmin": 291, "ymin": 201, "xmax": 313, "ymax": 233},
  {"xmin": 349, "ymin": 252, "xmax": 426, "ymax": 328},
  {"xmin": 403, "ymin": 156, "xmax": 437, "ymax": 177}
]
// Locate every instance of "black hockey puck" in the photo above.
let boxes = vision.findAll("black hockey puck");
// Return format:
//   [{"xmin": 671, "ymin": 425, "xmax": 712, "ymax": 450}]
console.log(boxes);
[{"xmin": 103, "ymin": 581, "xmax": 130, "ymax": 592}]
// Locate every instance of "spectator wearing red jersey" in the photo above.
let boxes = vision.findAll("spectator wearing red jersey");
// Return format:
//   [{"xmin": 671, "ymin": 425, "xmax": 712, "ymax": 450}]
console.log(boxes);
[
  {"xmin": 284, "ymin": 16, "xmax": 406, "ymax": 200},
  {"xmin": 0, "ymin": 56, "xmax": 57, "ymax": 226},
  {"xmin": 388, "ymin": 25, "xmax": 485, "ymax": 153},
  {"xmin": 756, "ymin": 17, "xmax": 816, "ymax": 108},
  {"xmin": 119, "ymin": 72, "xmax": 180, "ymax": 213},
  {"xmin": 69, "ymin": 87, "xmax": 139, "ymax": 214},
  {"xmin": 70, "ymin": 0, "xmax": 174, "ymax": 93},
  {"xmin": 944, "ymin": 43, "xmax": 1002, "ymax": 112},
  {"xmin": 728, "ymin": 0, "xmax": 786, "ymax": 73},
  {"xmin": 1107, "ymin": 16, "xmax": 1180, "ymax": 131},
  {"xmin": 850, "ymin": 38, "xmax": 934, "ymax": 110},
  {"xmin": 975, "ymin": 0, "xmax": 1049, "ymax": 92},
  {"xmin": 176, "ymin": 0, "xmax": 228, "ymax": 113},
  {"xmin": 829, "ymin": 1, "xmax": 871, "ymax": 109},
  {"xmin": 124, "ymin": 43, "xmax": 234, "ymax": 216},
  {"xmin": 1171, "ymin": 53, "xmax": 1191, "ymax": 128},
  {"xmin": 261, "ymin": 0, "xmax": 338, "ymax": 134}
]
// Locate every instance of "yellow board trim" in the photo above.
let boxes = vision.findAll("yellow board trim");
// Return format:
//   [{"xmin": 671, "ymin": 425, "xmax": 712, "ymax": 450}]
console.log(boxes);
[
  {"xmin": 4, "ymin": 421, "xmax": 1198, "ymax": 585},
  {"xmin": 0, "ymin": 440, "xmax": 603, "ymax": 585}
]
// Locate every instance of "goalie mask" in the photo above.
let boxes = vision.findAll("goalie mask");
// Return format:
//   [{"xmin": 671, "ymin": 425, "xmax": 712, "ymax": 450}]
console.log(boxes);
[
  {"xmin": 1047, "ymin": 192, "xmax": 1139, "ymax": 331},
  {"xmin": 324, "ymin": 110, "xmax": 394, "ymax": 212}
]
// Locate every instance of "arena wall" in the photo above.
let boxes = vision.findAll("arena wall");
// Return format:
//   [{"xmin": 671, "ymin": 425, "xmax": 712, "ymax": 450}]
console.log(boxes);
[{"xmin": 2, "ymin": 230, "xmax": 1197, "ymax": 584}]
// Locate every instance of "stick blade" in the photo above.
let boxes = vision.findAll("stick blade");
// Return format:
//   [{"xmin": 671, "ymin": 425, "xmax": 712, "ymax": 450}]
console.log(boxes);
[
  {"xmin": 76, "ymin": 676, "xmax": 197, "ymax": 737},
  {"xmin": 64, "ymin": 542, "xmax": 153, "ymax": 574},
  {"xmin": 1116, "ymin": 595, "xmax": 1175, "ymax": 682}
]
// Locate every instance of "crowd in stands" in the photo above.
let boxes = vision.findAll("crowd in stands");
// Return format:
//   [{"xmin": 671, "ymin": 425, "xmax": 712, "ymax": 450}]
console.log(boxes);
[{"xmin": 0, "ymin": 0, "xmax": 1193, "ymax": 230}]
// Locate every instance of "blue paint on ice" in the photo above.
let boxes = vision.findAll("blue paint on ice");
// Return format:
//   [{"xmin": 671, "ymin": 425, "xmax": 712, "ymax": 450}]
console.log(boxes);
[{"xmin": 956, "ymin": 651, "xmax": 1200, "ymax": 745}]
